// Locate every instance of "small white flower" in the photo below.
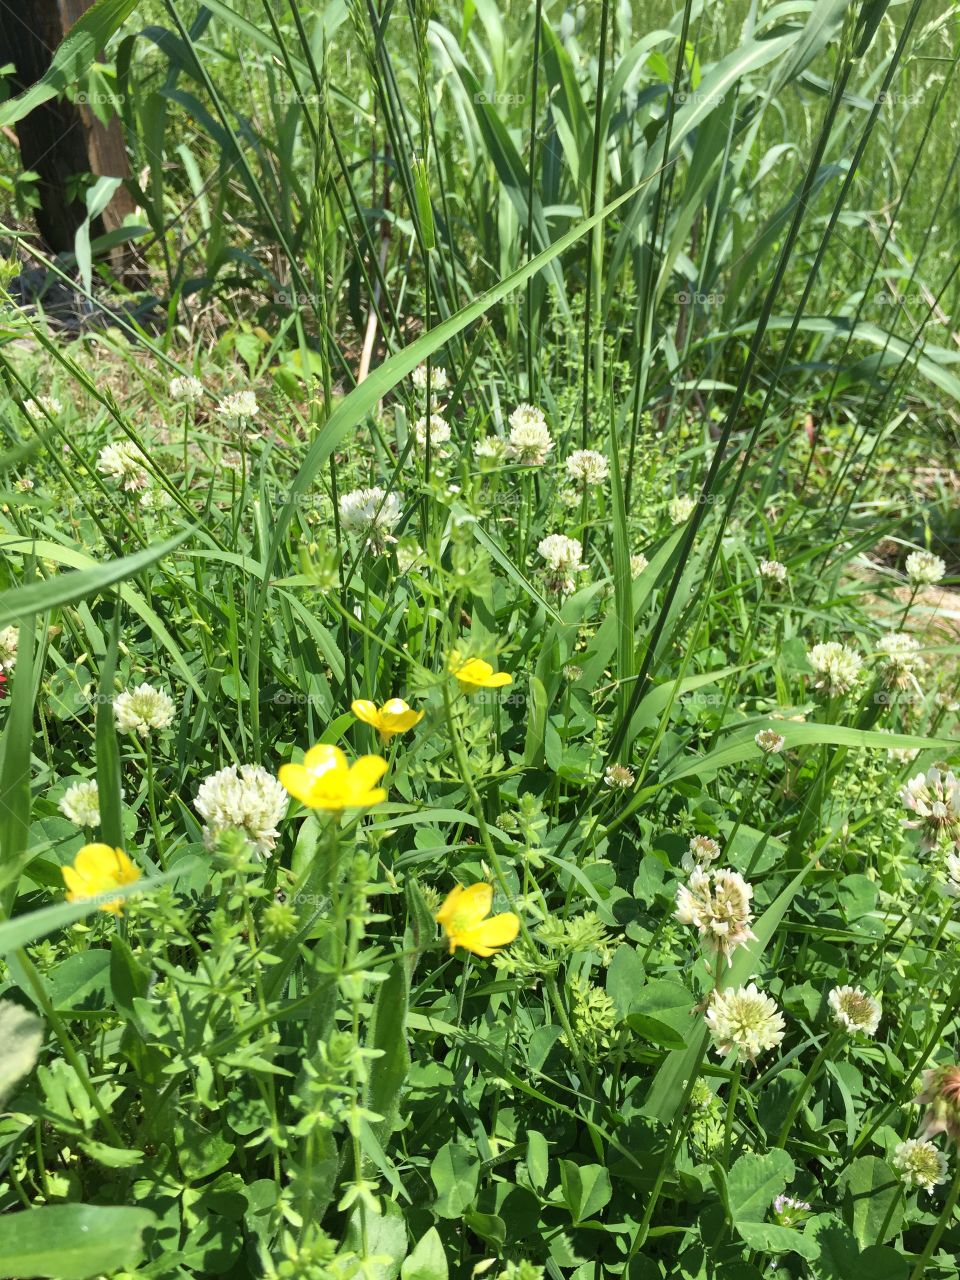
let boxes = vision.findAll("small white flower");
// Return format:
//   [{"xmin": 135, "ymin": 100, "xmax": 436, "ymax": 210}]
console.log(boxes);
[
  {"xmin": 706, "ymin": 983, "xmax": 785, "ymax": 1062},
  {"xmin": 473, "ymin": 436, "xmax": 506, "ymax": 464},
  {"xmin": 676, "ymin": 867, "xmax": 756, "ymax": 960},
  {"xmin": 58, "ymin": 781, "xmax": 101, "ymax": 828},
  {"xmin": 755, "ymin": 729, "xmax": 786, "ymax": 755},
  {"xmin": 413, "ymin": 413, "xmax": 451, "ymax": 451},
  {"xmin": 631, "ymin": 553, "xmax": 649, "ymax": 578},
  {"xmin": 759, "ymin": 559, "xmax": 787, "ymax": 584},
  {"xmin": 876, "ymin": 632, "xmax": 925, "ymax": 689},
  {"xmin": 23, "ymin": 396, "xmax": 62, "ymax": 417},
  {"xmin": 900, "ymin": 766, "xmax": 960, "ymax": 849},
  {"xmin": 216, "ymin": 390, "xmax": 259, "ymax": 421},
  {"xmin": 195, "ymin": 764, "xmax": 289, "ymax": 857},
  {"xmin": 682, "ymin": 835, "xmax": 722, "ymax": 874},
  {"xmin": 905, "ymin": 550, "xmax": 946, "ymax": 587},
  {"xmin": 604, "ymin": 763, "xmax": 635, "ymax": 789},
  {"xmin": 942, "ymin": 852, "xmax": 960, "ymax": 898},
  {"xmin": 0, "ymin": 626, "xmax": 18, "ymax": 672},
  {"xmin": 411, "ymin": 364, "xmax": 449, "ymax": 393},
  {"xmin": 537, "ymin": 533, "xmax": 586, "ymax": 596},
  {"xmin": 97, "ymin": 442, "xmax": 149, "ymax": 492},
  {"xmin": 169, "ymin": 375, "xmax": 204, "ymax": 402},
  {"xmin": 807, "ymin": 641, "xmax": 864, "ymax": 695},
  {"xmin": 338, "ymin": 486, "xmax": 402, "ymax": 551},
  {"xmin": 565, "ymin": 450, "xmax": 609, "ymax": 487},
  {"xmin": 828, "ymin": 985, "xmax": 881, "ymax": 1037},
  {"xmin": 113, "ymin": 683, "xmax": 176, "ymax": 736},
  {"xmin": 669, "ymin": 495, "xmax": 697, "ymax": 524},
  {"xmin": 507, "ymin": 405, "xmax": 553, "ymax": 465},
  {"xmin": 893, "ymin": 1139, "xmax": 949, "ymax": 1192}
]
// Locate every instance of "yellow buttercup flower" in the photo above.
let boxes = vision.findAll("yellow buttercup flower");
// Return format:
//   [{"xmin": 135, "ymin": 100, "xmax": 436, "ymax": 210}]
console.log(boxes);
[
  {"xmin": 278, "ymin": 743, "xmax": 388, "ymax": 811},
  {"xmin": 449, "ymin": 650, "xmax": 512, "ymax": 694},
  {"xmin": 351, "ymin": 698, "xmax": 423, "ymax": 742},
  {"xmin": 61, "ymin": 843, "xmax": 141, "ymax": 915},
  {"xmin": 435, "ymin": 882, "xmax": 520, "ymax": 957}
]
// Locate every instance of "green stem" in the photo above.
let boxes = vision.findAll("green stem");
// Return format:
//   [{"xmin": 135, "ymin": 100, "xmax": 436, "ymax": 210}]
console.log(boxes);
[
  {"xmin": 774, "ymin": 1030, "xmax": 840, "ymax": 1148},
  {"xmin": 723, "ymin": 1062, "xmax": 742, "ymax": 1163},
  {"xmin": 908, "ymin": 1165, "xmax": 960, "ymax": 1280}
]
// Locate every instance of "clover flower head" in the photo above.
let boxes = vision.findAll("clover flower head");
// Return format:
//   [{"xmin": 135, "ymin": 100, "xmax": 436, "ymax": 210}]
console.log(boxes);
[
  {"xmin": 338, "ymin": 486, "xmax": 402, "ymax": 552},
  {"xmin": 914, "ymin": 1065, "xmax": 960, "ymax": 1144},
  {"xmin": 631, "ymin": 553, "xmax": 649, "ymax": 578},
  {"xmin": 900, "ymin": 766, "xmax": 960, "ymax": 850},
  {"xmin": 473, "ymin": 435, "xmax": 506, "ymax": 464},
  {"xmin": 216, "ymin": 390, "xmax": 259, "ymax": 421},
  {"xmin": 537, "ymin": 533, "xmax": 586, "ymax": 596},
  {"xmin": 942, "ymin": 852, "xmax": 960, "ymax": 898},
  {"xmin": 682, "ymin": 835, "xmax": 722, "ymax": 874},
  {"xmin": 828, "ymin": 985, "xmax": 881, "ymax": 1037},
  {"xmin": 507, "ymin": 405, "xmax": 553, "ymax": 465},
  {"xmin": 0, "ymin": 626, "xmax": 18, "ymax": 672},
  {"xmin": 876, "ymin": 631, "xmax": 925, "ymax": 689},
  {"xmin": 604, "ymin": 763, "xmax": 635, "ymax": 789},
  {"xmin": 97, "ymin": 441, "xmax": 149, "ymax": 491},
  {"xmin": 58, "ymin": 780, "xmax": 101, "ymax": 828},
  {"xmin": 894, "ymin": 1139, "xmax": 949, "ymax": 1191},
  {"xmin": 906, "ymin": 550, "xmax": 946, "ymax": 586},
  {"xmin": 772, "ymin": 1195, "xmax": 811, "ymax": 1227},
  {"xmin": 755, "ymin": 729, "xmax": 786, "ymax": 755},
  {"xmin": 807, "ymin": 641, "xmax": 864, "ymax": 695},
  {"xmin": 23, "ymin": 396, "xmax": 62, "ymax": 418},
  {"xmin": 169, "ymin": 374, "xmax": 204, "ymax": 402},
  {"xmin": 411, "ymin": 364, "xmax": 449, "ymax": 393},
  {"xmin": 705, "ymin": 983, "xmax": 785, "ymax": 1062},
  {"xmin": 675, "ymin": 867, "xmax": 756, "ymax": 959},
  {"xmin": 565, "ymin": 449, "xmax": 609, "ymax": 487},
  {"xmin": 113, "ymin": 683, "xmax": 176, "ymax": 736},
  {"xmin": 759, "ymin": 559, "xmax": 787, "ymax": 584},
  {"xmin": 195, "ymin": 763, "xmax": 289, "ymax": 855},
  {"xmin": 413, "ymin": 413, "xmax": 451, "ymax": 451},
  {"xmin": 669, "ymin": 495, "xmax": 697, "ymax": 524}
]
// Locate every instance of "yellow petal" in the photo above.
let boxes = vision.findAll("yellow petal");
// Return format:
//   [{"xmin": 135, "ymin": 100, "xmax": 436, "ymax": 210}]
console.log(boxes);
[
  {"xmin": 349, "ymin": 755, "xmax": 389, "ymax": 793},
  {"xmin": 434, "ymin": 882, "xmax": 465, "ymax": 927},
  {"xmin": 303, "ymin": 743, "xmax": 347, "ymax": 776},
  {"xmin": 278, "ymin": 762, "xmax": 321, "ymax": 806},
  {"xmin": 351, "ymin": 700, "xmax": 381, "ymax": 729},
  {"xmin": 484, "ymin": 672, "xmax": 512, "ymax": 688},
  {"xmin": 449, "ymin": 881, "xmax": 494, "ymax": 930},
  {"xmin": 381, "ymin": 698, "xmax": 412, "ymax": 715},
  {"xmin": 454, "ymin": 912, "xmax": 520, "ymax": 956}
]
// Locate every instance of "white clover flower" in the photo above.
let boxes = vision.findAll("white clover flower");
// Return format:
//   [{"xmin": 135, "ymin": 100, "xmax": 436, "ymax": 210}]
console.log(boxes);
[
  {"xmin": 565, "ymin": 450, "xmax": 609, "ymax": 487},
  {"xmin": 631, "ymin": 553, "xmax": 649, "ymax": 578},
  {"xmin": 682, "ymin": 835, "xmax": 722, "ymax": 874},
  {"xmin": 169, "ymin": 374, "xmax": 204, "ymax": 402},
  {"xmin": 58, "ymin": 780, "xmax": 101, "ymax": 828},
  {"xmin": 537, "ymin": 533, "xmax": 586, "ymax": 596},
  {"xmin": 876, "ymin": 632, "xmax": 925, "ymax": 689},
  {"xmin": 411, "ymin": 364, "xmax": 449, "ymax": 393},
  {"xmin": 772, "ymin": 1195, "xmax": 811, "ymax": 1226},
  {"xmin": 759, "ymin": 559, "xmax": 787, "ymax": 584},
  {"xmin": 113, "ymin": 683, "xmax": 176, "ymax": 736},
  {"xmin": 828, "ymin": 985, "xmax": 881, "ymax": 1037},
  {"xmin": 413, "ymin": 413, "xmax": 451, "ymax": 451},
  {"xmin": 338, "ymin": 486, "xmax": 402, "ymax": 552},
  {"xmin": 900, "ymin": 766, "xmax": 960, "ymax": 849},
  {"xmin": 0, "ymin": 626, "xmax": 18, "ymax": 672},
  {"xmin": 675, "ymin": 867, "xmax": 756, "ymax": 959},
  {"xmin": 755, "ymin": 729, "xmax": 786, "ymax": 755},
  {"xmin": 669, "ymin": 495, "xmax": 697, "ymax": 524},
  {"xmin": 194, "ymin": 764, "xmax": 289, "ymax": 857},
  {"xmin": 23, "ymin": 396, "xmax": 62, "ymax": 417},
  {"xmin": 97, "ymin": 441, "xmax": 149, "ymax": 492},
  {"xmin": 507, "ymin": 404, "xmax": 553, "ymax": 465},
  {"xmin": 604, "ymin": 763, "xmax": 635, "ymax": 789},
  {"xmin": 705, "ymin": 983, "xmax": 785, "ymax": 1062},
  {"xmin": 473, "ymin": 436, "xmax": 506, "ymax": 464},
  {"xmin": 216, "ymin": 390, "xmax": 259, "ymax": 421},
  {"xmin": 893, "ymin": 1139, "xmax": 949, "ymax": 1192},
  {"xmin": 906, "ymin": 550, "xmax": 946, "ymax": 587},
  {"xmin": 807, "ymin": 641, "xmax": 864, "ymax": 696},
  {"xmin": 140, "ymin": 487, "xmax": 173, "ymax": 512}
]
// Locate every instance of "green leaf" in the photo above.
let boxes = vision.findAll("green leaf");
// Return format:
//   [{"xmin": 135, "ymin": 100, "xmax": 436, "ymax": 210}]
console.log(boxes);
[
  {"xmin": 96, "ymin": 617, "xmax": 124, "ymax": 849},
  {"xmin": 526, "ymin": 1131, "xmax": 549, "ymax": 1191},
  {"xmin": 431, "ymin": 1142, "xmax": 480, "ymax": 1218},
  {"xmin": 736, "ymin": 1220, "xmax": 820, "ymax": 1261},
  {"xmin": 0, "ymin": 998, "xmax": 43, "ymax": 1106},
  {"xmin": 364, "ymin": 960, "xmax": 410, "ymax": 1144},
  {"xmin": 838, "ymin": 1156, "xmax": 903, "ymax": 1248},
  {"xmin": 726, "ymin": 1149, "xmax": 795, "ymax": 1224},
  {"xmin": 0, "ymin": 617, "xmax": 34, "ymax": 915},
  {"xmin": 0, "ymin": 0, "xmax": 141, "ymax": 129},
  {"xmin": 558, "ymin": 1161, "xmax": 612, "ymax": 1223},
  {"xmin": 401, "ymin": 1227, "xmax": 448, "ymax": 1280},
  {"xmin": 0, "ymin": 1204, "xmax": 154, "ymax": 1279}
]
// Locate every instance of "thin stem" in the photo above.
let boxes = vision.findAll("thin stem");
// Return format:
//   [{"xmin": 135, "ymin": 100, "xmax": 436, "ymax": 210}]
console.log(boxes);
[{"xmin": 908, "ymin": 1165, "xmax": 960, "ymax": 1280}]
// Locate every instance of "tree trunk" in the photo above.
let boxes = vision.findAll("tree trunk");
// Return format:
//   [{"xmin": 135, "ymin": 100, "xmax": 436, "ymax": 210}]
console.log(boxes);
[{"xmin": 0, "ymin": 0, "xmax": 134, "ymax": 255}]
